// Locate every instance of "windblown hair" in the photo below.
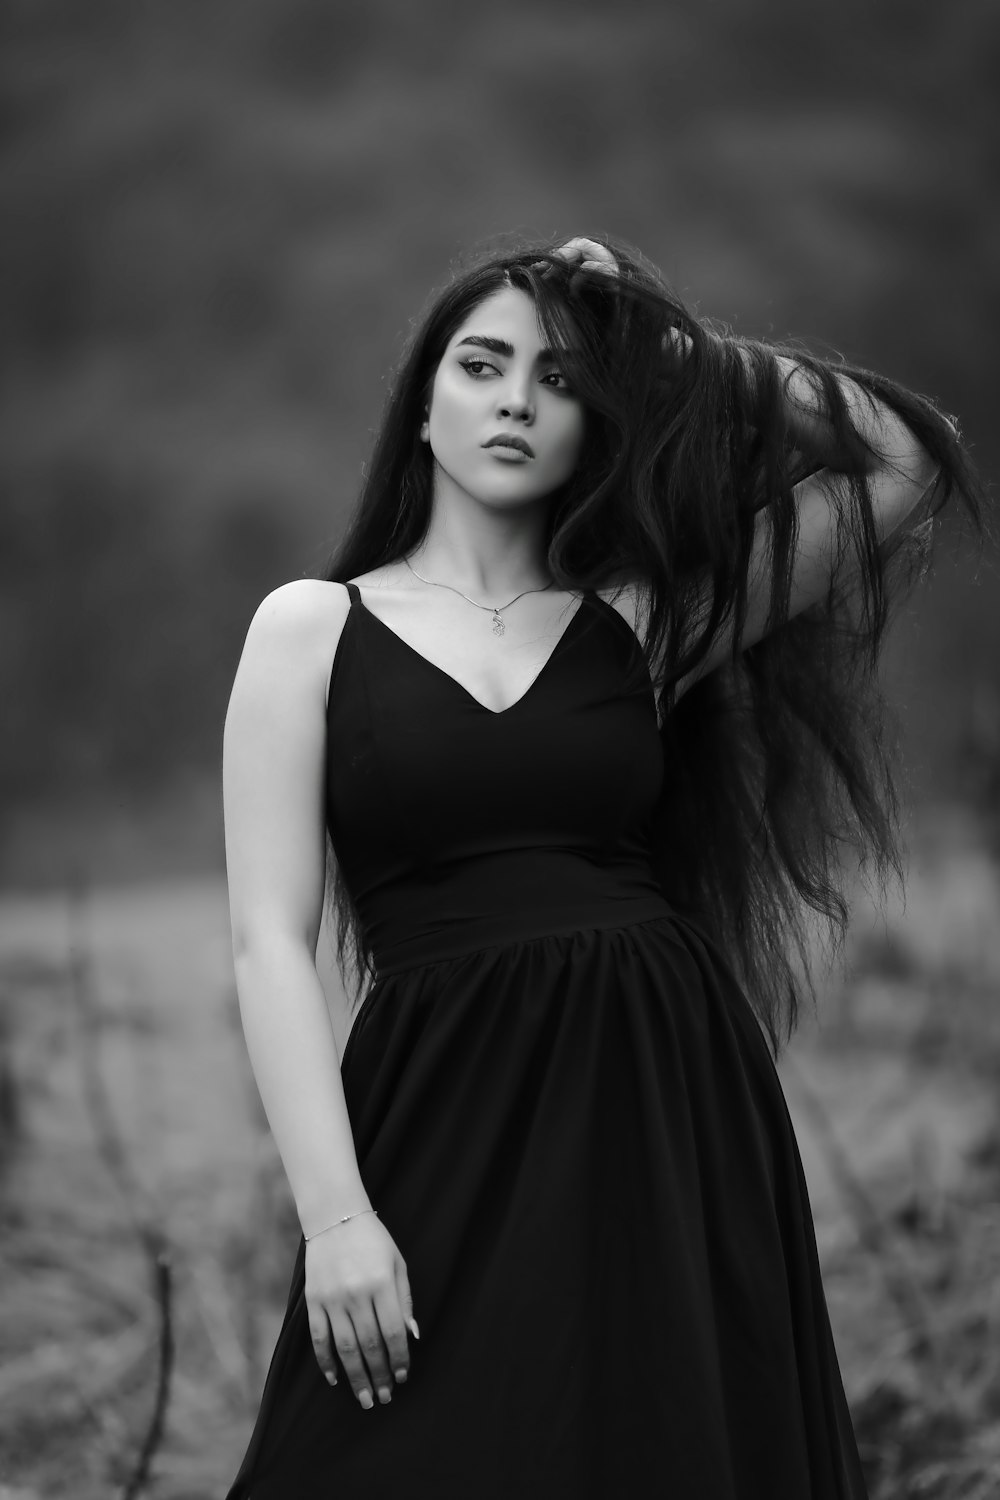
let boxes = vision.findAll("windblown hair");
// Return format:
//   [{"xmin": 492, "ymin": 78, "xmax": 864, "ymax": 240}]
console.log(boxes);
[{"xmin": 323, "ymin": 236, "xmax": 984, "ymax": 1057}]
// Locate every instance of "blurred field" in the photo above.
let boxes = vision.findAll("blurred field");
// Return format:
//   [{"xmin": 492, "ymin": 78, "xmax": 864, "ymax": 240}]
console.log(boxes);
[{"xmin": 1, "ymin": 807, "xmax": 998, "ymax": 1498}]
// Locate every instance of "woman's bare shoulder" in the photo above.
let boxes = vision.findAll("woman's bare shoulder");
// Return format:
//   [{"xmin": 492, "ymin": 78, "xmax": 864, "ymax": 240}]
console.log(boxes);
[
  {"xmin": 249, "ymin": 578, "xmax": 350, "ymax": 629},
  {"xmin": 246, "ymin": 578, "xmax": 352, "ymax": 642},
  {"xmin": 236, "ymin": 580, "xmax": 352, "ymax": 694}
]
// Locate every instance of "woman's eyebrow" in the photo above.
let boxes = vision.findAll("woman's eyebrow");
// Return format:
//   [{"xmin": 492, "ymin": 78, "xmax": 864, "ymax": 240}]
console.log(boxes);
[{"xmin": 455, "ymin": 335, "xmax": 556, "ymax": 361}]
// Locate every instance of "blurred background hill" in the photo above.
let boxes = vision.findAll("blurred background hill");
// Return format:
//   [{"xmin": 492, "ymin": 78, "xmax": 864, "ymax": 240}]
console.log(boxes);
[{"xmin": 2, "ymin": 0, "xmax": 997, "ymax": 883}]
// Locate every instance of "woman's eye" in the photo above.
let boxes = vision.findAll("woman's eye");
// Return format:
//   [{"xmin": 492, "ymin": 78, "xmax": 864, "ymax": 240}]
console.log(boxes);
[
  {"xmin": 459, "ymin": 358, "xmax": 498, "ymax": 377},
  {"xmin": 542, "ymin": 370, "xmax": 571, "ymax": 391}
]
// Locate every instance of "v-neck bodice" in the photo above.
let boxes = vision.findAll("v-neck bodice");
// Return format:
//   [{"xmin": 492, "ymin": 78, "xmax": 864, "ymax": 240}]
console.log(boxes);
[
  {"xmin": 325, "ymin": 581, "xmax": 667, "ymax": 974},
  {"xmin": 349, "ymin": 586, "xmax": 590, "ymax": 717}
]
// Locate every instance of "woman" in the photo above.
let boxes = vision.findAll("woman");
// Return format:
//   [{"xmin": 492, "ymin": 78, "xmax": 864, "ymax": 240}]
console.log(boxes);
[{"xmin": 222, "ymin": 235, "xmax": 981, "ymax": 1497}]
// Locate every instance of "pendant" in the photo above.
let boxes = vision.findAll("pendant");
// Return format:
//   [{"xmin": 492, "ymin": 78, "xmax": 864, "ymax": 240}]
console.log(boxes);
[{"xmin": 492, "ymin": 609, "xmax": 505, "ymax": 636}]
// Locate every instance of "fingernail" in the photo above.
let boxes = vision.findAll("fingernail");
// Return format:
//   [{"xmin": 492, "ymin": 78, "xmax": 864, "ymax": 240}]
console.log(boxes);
[
  {"xmin": 377, "ymin": 1386, "xmax": 391, "ymax": 1404},
  {"xmin": 394, "ymin": 1367, "xmax": 408, "ymax": 1383},
  {"xmin": 406, "ymin": 1316, "xmax": 420, "ymax": 1340},
  {"xmin": 358, "ymin": 1389, "xmax": 374, "ymax": 1410},
  {"xmin": 326, "ymin": 1373, "xmax": 337, "ymax": 1386}
]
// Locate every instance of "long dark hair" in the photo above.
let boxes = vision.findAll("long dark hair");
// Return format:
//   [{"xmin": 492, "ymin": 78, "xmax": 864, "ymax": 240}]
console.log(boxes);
[{"xmin": 323, "ymin": 235, "xmax": 985, "ymax": 1056}]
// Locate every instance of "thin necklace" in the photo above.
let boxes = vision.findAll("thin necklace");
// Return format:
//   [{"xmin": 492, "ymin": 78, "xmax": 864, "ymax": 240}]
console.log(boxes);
[{"xmin": 404, "ymin": 556, "xmax": 554, "ymax": 636}]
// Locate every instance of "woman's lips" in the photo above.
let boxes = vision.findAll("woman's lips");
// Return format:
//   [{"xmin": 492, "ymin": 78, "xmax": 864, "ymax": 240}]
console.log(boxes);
[
  {"xmin": 482, "ymin": 435, "xmax": 530, "ymax": 456},
  {"xmin": 483, "ymin": 435, "xmax": 535, "ymax": 459},
  {"xmin": 486, "ymin": 446, "xmax": 532, "ymax": 461}
]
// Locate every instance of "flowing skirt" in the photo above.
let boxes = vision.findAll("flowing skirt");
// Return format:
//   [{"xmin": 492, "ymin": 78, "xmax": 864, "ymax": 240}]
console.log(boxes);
[{"xmin": 227, "ymin": 913, "xmax": 868, "ymax": 1498}]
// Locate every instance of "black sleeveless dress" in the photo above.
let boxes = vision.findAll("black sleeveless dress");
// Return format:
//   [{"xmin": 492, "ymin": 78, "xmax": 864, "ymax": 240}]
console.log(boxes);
[{"xmin": 226, "ymin": 584, "xmax": 869, "ymax": 1499}]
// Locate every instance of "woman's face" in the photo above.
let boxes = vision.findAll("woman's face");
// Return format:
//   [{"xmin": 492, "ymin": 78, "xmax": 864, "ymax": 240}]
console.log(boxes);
[{"xmin": 423, "ymin": 285, "xmax": 585, "ymax": 510}]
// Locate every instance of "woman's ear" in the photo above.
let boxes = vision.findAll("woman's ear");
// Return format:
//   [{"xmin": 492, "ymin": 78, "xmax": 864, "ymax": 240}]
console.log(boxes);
[{"xmin": 419, "ymin": 407, "xmax": 430, "ymax": 442}]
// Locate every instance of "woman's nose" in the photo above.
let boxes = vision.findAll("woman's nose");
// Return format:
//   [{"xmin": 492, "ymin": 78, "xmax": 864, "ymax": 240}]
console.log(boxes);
[{"xmin": 496, "ymin": 382, "xmax": 534, "ymax": 423}]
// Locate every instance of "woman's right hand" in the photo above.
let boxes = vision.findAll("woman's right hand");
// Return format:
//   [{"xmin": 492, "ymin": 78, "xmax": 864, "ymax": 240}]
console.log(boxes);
[
  {"xmin": 304, "ymin": 1211, "xmax": 417, "ymax": 1409},
  {"xmin": 551, "ymin": 236, "xmax": 618, "ymax": 276}
]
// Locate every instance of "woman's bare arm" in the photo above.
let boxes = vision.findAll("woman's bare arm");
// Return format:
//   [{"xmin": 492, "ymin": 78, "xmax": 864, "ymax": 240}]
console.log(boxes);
[
  {"xmin": 223, "ymin": 579, "xmax": 367, "ymax": 1232},
  {"xmin": 223, "ymin": 579, "xmax": 415, "ymax": 1406},
  {"xmin": 672, "ymin": 363, "xmax": 940, "ymax": 699},
  {"xmin": 554, "ymin": 240, "xmax": 945, "ymax": 695}
]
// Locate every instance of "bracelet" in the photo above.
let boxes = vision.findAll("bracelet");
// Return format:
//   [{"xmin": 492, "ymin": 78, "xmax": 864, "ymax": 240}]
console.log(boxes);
[{"xmin": 304, "ymin": 1207, "xmax": 378, "ymax": 1242}]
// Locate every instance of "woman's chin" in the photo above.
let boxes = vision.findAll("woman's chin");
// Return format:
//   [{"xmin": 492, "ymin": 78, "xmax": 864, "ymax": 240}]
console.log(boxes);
[{"xmin": 434, "ymin": 469, "xmax": 559, "ymax": 512}]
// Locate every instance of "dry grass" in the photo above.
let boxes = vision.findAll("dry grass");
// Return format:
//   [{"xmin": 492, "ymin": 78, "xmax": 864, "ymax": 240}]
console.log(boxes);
[{"xmin": 1, "ymin": 808, "xmax": 998, "ymax": 1497}]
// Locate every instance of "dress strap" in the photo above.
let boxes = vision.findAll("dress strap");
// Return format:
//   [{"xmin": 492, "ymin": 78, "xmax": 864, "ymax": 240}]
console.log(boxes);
[{"xmin": 327, "ymin": 583, "xmax": 361, "ymax": 712}]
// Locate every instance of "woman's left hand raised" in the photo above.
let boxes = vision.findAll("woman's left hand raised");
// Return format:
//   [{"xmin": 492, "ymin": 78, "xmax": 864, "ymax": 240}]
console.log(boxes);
[{"xmin": 552, "ymin": 237, "xmax": 618, "ymax": 276}]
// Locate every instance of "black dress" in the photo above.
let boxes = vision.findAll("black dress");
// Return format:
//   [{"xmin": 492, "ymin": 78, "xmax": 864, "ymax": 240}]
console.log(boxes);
[{"xmin": 226, "ymin": 583, "xmax": 869, "ymax": 1499}]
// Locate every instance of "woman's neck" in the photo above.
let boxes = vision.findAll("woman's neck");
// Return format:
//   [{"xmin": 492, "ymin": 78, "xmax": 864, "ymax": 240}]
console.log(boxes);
[{"xmin": 411, "ymin": 498, "xmax": 552, "ymax": 596}]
